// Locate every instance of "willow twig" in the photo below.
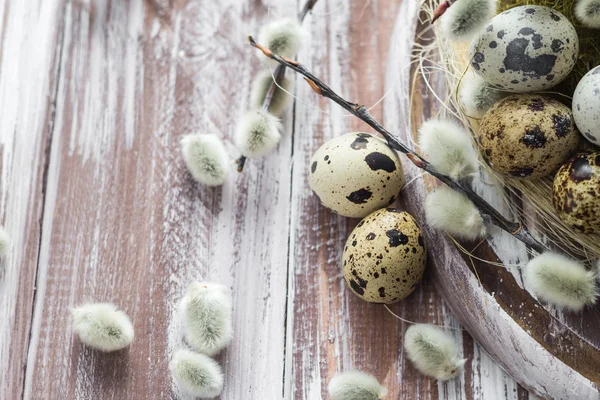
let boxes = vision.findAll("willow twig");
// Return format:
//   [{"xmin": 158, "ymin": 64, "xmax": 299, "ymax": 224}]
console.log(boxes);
[
  {"xmin": 249, "ymin": 36, "xmax": 546, "ymax": 254},
  {"xmin": 236, "ymin": 0, "xmax": 319, "ymax": 172}
]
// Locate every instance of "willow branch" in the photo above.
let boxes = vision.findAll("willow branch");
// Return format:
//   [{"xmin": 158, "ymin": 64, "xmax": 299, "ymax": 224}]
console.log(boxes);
[
  {"xmin": 236, "ymin": 0, "xmax": 319, "ymax": 172},
  {"xmin": 249, "ymin": 36, "xmax": 546, "ymax": 254}
]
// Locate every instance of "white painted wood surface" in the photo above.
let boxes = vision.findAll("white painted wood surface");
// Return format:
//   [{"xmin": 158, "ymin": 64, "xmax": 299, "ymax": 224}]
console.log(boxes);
[{"xmin": 0, "ymin": 0, "xmax": 558, "ymax": 399}]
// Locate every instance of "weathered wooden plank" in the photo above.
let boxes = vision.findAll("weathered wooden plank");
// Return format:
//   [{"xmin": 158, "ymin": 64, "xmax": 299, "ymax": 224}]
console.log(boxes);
[
  {"xmin": 0, "ymin": 1, "xmax": 65, "ymax": 398},
  {"xmin": 23, "ymin": 0, "xmax": 294, "ymax": 398}
]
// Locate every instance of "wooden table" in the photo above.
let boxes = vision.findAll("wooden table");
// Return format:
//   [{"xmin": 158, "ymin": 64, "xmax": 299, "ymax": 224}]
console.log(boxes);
[{"xmin": 1, "ymin": 0, "xmax": 539, "ymax": 398}]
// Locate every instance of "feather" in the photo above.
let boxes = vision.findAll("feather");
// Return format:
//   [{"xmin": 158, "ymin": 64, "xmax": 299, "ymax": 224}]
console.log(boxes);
[
  {"xmin": 425, "ymin": 186, "xmax": 486, "ymax": 240},
  {"xmin": 328, "ymin": 370, "xmax": 387, "ymax": 400},
  {"xmin": 170, "ymin": 349, "xmax": 224, "ymax": 398},
  {"xmin": 71, "ymin": 303, "xmax": 134, "ymax": 352},
  {"xmin": 404, "ymin": 324, "xmax": 465, "ymax": 381},
  {"xmin": 234, "ymin": 109, "xmax": 282, "ymax": 158},
  {"xmin": 418, "ymin": 119, "xmax": 479, "ymax": 180},
  {"xmin": 525, "ymin": 252, "xmax": 599, "ymax": 311},
  {"xmin": 180, "ymin": 134, "xmax": 230, "ymax": 186}
]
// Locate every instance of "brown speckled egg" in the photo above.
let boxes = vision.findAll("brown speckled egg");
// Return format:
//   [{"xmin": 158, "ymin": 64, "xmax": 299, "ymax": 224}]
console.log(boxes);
[
  {"xmin": 477, "ymin": 94, "xmax": 580, "ymax": 179},
  {"xmin": 309, "ymin": 133, "xmax": 404, "ymax": 218},
  {"xmin": 342, "ymin": 208, "xmax": 426, "ymax": 304},
  {"xmin": 553, "ymin": 152, "xmax": 600, "ymax": 233}
]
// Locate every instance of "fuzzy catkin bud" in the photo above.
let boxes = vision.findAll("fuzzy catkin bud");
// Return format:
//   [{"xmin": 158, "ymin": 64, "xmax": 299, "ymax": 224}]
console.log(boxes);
[
  {"xmin": 257, "ymin": 18, "xmax": 305, "ymax": 65},
  {"xmin": 328, "ymin": 370, "xmax": 387, "ymax": 400},
  {"xmin": 425, "ymin": 187, "xmax": 486, "ymax": 240},
  {"xmin": 440, "ymin": 0, "xmax": 496, "ymax": 41},
  {"xmin": 234, "ymin": 109, "xmax": 282, "ymax": 158},
  {"xmin": 250, "ymin": 70, "xmax": 294, "ymax": 117},
  {"xmin": 170, "ymin": 349, "xmax": 224, "ymax": 398},
  {"xmin": 575, "ymin": 0, "xmax": 600, "ymax": 29},
  {"xmin": 525, "ymin": 253, "xmax": 599, "ymax": 311},
  {"xmin": 180, "ymin": 134, "xmax": 230, "ymax": 186},
  {"xmin": 0, "ymin": 226, "xmax": 10, "ymax": 257},
  {"xmin": 404, "ymin": 324, "xmax": 465, "ymax": 381},
  {"xmin": 181, "ymin": 282, "xmax": 233, "ymax": 356},
  {"xmin": 459, "ymin": 72, "xmax": 507, "ymax": 119},
  {"xmin": 418, "ymin": 119, "xmax": 479, "ymax": 180},
  {"xmin": 71, "ymin": 303, "xmax": 135, "ymax": 352}
]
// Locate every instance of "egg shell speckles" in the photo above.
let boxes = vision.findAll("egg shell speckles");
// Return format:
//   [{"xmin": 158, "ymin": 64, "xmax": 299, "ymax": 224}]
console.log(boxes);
[
  {"xmin": 469, "ymin": 6, "xmax": 578, "ymax": 92},
  {"xmin": 573, "ymin": 66, "xmax": 600, "ymax": 146},
  {"xmin": 342, "ymin": 209, "xmax": 426, "ymax": 304},
  {"xmin": 477, "ymin": 94, "xmax": 580, "ymax": 180},
  {"xmin": 309, "ymin": 133, "xmax": 405, "ymax": 218},
  {"xmin": 553, "ymin": 152, "xmax": 600, "ymax": 234}
]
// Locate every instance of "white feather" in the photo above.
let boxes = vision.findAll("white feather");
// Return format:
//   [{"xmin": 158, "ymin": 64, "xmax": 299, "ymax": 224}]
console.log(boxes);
[
  {"xmin": 0, "ymin": 226, "xmax": 10, "ymax": 257},
  {"xmin": 257, "ymin": 18, "xmax": 305, "ymax": 65},
  {"xmin": 181, "ymin": 282, "xmax": 233, "ymax": 356},
  {"xmin": 71, "ymin": 303, "xmax": 134, "ymax": 352},
  {"xmin": 234, "ymin": 109, "xmax": 282, "ymax": 158},
  {"xmin": 250, "ymin": 70, "xmax": 294, "ymax": 117},
  {"xmin": 328, "ymin": 370, "xmax": 387, "ymax": 400},
  {"xmin": 425, "ymin": 186, "xmax": 486, "ymax": 240},
  {"xmin": 404, "ymin": 324, "xmax": 466, "ymax": 381},
  {"xmin": 440, "ymin": 0, "xmax": 496, "ymax": 41},
  {"xmin": 418, "ymin": 119, "xmax": 479, "ymax": 180},
  {"xmin": 525, "ymin": 253, "xmax": 599, "ymax": 311},
  {"xmin": 170, "ymin": 349, "xmax": 224, "ymax": 398},
  {"xmin": 575, "ymin": 0, "xmax": 600, "ymax": 28},
  {"xmin": 180, "ymin": 134, "xmax": 230, "ymax": 186},
  {"xmin": 459, "ymin": 72, "xmax": 507, "ymax": 119}
]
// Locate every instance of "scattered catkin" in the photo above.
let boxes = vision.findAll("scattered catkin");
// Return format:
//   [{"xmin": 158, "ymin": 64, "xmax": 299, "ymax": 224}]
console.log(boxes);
[
  {"xmin": 71, "ymin": 303, "xmax": 135, "ymax": 352},
  {"xmin": 459, "ymin": 72, "xmax": 507, "ymax": 119},
  {"xmin": 525, "ymin": 253, "xmax": 599, "ymax": 311},
  {"xmin": 425, "ymin": 186, "xmax": 486, "ymax": 240},
  {"xmin": 575, "ymin": 0, "xmax": 600, "ymax": 28},
  {"xmin": 181, "ymin": 282, "xmax": 233, "ymax": 356},
  {"xmin": 250, "ymin": 70, "xmax": 294, "ymax": 117},
  {"xmin": 0, "ymin": 226, "xmax": 10, "ymax": 257},
  {"xmin": 234, "ymin": 109, "xmax": 282, "ymax": 158},
  {"xmin": 180, "ymin": 134, "xmax": 230, "ymax": 186},
  {"xmin": 170, "ymin": 349, "xmax": 224, "ymax": 398},
  {"xmin": 257, "ymin": 18, "xmax": 305, "ymax": 66},
  {"xmin": 418, "ymin": 119, "xmax": 479, "ymax": 180},
  {"xmin": 440, "ymin": 0, "xmax": 496, "ymax": 41},
  {"xmin": 328, "ymin": 370, "xmax": 387, "ymax": 400},
  {"xmin": 404, "ymin": 324, "xmax": 465, "ymax": 381}
]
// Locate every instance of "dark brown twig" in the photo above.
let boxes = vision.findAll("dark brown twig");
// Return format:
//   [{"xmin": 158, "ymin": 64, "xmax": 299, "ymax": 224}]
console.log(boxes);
[
  {"xmin": 236, "ymin": 0, "xmax": 319, "ymax": 172},
  {"xmin": 249, "ymin": 36, "xmax": 546, "ymax": 254}
]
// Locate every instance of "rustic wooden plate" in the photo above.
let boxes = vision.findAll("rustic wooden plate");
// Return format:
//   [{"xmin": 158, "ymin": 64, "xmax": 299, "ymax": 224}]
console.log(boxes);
[{"xmin": 387, "ymin": 2, "xmax": 600, "ymax": 399}]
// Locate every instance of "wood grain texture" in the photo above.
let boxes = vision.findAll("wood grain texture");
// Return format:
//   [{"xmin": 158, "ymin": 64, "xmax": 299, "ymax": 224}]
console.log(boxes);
[
  {"xmin": 0, "ymin": 0, "xmax": 575, "ymax": 398},
  {"xmin": 0, "ymin": 1, "xmax": 65, "ymax": 398}
]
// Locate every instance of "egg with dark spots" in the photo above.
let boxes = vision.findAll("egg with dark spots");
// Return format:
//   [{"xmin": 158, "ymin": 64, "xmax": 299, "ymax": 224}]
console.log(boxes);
[
  {"xmin": 309, "ymin": 133, "xmax": 404, "ymax": 218},
  {"xmin": 342, "ymin": 208, "xmax": 426, "ymax": 304},
  {"xmin": 553, "ymin": 152, "xmax": 600, "ymax": 234},
  {"xmin": 468, "ymin": 6, "xmax": 578, "ymax": 92},
  {"xmin": 572, "ymin": 66, "xmax": 600, "ymax": 146},
  {"xmin": 477, "ymin": 94, "xmax": 579, "ymax": 179}
]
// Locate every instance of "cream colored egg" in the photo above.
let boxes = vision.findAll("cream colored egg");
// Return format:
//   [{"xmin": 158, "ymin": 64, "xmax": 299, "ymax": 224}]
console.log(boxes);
[
  {"xmin": 573, "ymin": 66, "xmax": 600, "ymax": 146},
  {"xmin": 309, "ymin": 133, "xmax": 404, "ymax": 218},
  {"xmin": 477, "ymin": 94, "xmax": 580, "ymax": 179},
  {"xmin": 342, "ymin": 208, "xmax": 426, "ymax": 304},
  {"xmin": 469, "ymin": 6, "xmax": 578, "ymax": 92}
]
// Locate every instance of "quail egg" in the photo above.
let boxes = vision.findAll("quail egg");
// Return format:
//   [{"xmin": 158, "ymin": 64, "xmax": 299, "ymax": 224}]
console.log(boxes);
[
  {"xmin": 469, "ymin": 6, "xmax": 579, "ymax": 92},
  {"xmin": 477, "ymin": 94, "xmax": 580, "ymax": 179},
  {"xmin": 342, "ymin": 208, "xmax": 427, "ymax": 304},
  {"xmin": 309, "ymin": 133, "xmax": 404, "ymax": 218},
  {"xmin": 553, "ymin": 151, "xmax": 600, "ymax": 234},
  {"xmin": 572, "ymin": 65, "xmax": 600, "ymax": 146}
]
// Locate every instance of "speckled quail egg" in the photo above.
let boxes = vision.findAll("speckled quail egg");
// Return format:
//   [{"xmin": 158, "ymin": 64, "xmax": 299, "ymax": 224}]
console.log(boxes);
[
  {"xmin": 342, "ymin": 208, "xmax": 426, "ymax": 304},
  {"xmin": 477, "ymin": 94, "xmax": 580, "ymax": 179},
  {"xmin": 309, "ymin": 133, "xmax": 404, "ymax": 218},
  {"xmin": 553, "ymin": 152, "xmax": 600, "ymax": 234},
  {"xmin": 469, "ymin": 6, "xmax": 579, "ymax": 92},
  {"xmin": 573, "ymin": 66, "xmax": 600, "ymax": 146}
]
